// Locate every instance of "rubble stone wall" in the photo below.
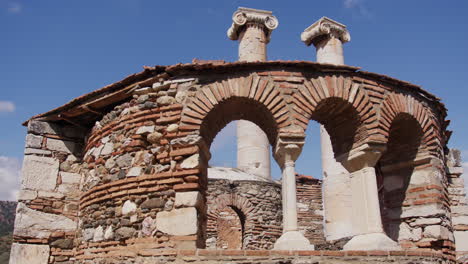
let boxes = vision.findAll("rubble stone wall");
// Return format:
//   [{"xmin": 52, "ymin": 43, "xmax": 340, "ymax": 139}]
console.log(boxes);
[
  {"xmin": 296, "ymin": 175, "xmax": 326, "ymax": 246},
  {"xmin": 206, "ymin": 179, "xmax": 282, "ymax": 250}
]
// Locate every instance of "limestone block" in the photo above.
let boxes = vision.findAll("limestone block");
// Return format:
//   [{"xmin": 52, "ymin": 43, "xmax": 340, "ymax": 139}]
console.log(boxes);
[
  {"xmin": 156, "ymin": 207, "xmax": 198, "ymax": 236},
  {"xmin": 401, "ymin": 204, "xmax": 445, "ymax": 218},
  {"xmin": 122, "ymin": 200, "xmax": 137, "ymax": 215},
  {"xmin": 46, "ymin": 138, "xmax": 76, "ymax": 153},
  {"xmin": 147, "ymin": 132, "xmax": 163, "ymax": 144},
  {"xmin": 21, "ymin": 155, "xmax": 59, "ymax": 191},
  {"xmin": 93, "ymin": 226, "xmax": 104, "ymax": 242},
  {"xmin": 170, "ymin": 135, "xmax": 201, "ymax": 147},
  {"xmin": 175, "ymin": 191, "xmax": 202, "ymax": 209},
  {"xmin": 454, "ymin": 231, "xmax": 468, "ymax": 251},
  {"xmin": 17, "ymin": 189, "xmax": 37, "ymax": 201},
  {"xmin": 14, "ymin": 203, "xmax": 77, "ymax": 239},
  {"xmin": 157, "ymin": 95, "xmax": 175, "ymax": 106},
  {"xmin": 126, "ymin": 167, "xmax": 142, "ymax": 177},
  {"xmin": 136, "ymin": 125, "xmax": 155, "ymax": 134},
  {"xmin": 60, "ymin": 172, "xmax": 81, "ymax": 184},
  {"xmin": 398, "ymin": 222, "xmax": 421, "ymax": 241},
  {"xmin": 104, "ymin": 226, "xmax": 114, "ymax": 240},
  {"xmin": 449, "ymin": 167, "xmax": 464, "ymax": 176},
  {"xmin": 424, "ymin": 225, "xmax": 450, "ymax": 240},
  {"xmin": 273, "ymin": 231, "xmax": 314, "ymax": 250},
  {"xmin": 141, "ymin": 216, "xmax": 157, "ymax": 237},
  {"xmin": 25, "ymin": 134, "xmax": 42, "ymax": 148},
  {"xmin": 38, "ymin": 190, "xmax": 64, "ymax": 199},
  {"xmin": 452, "ymin": 206, "xmax": 468, "ymax": 215},
  {"xmin": 453, "ymin": 216, "xmax": 468, "ymax": 226},
  {"xmin": 181, "ymin": 154, "xmax": 199, "ymax": 169},
  {"xmin": 9, "ymin": 243, "xmax": 49, "ymax": 264},
  {"xmin": 28, "ymin": 120, "xmax": 58, "ymax": 135},
  {"xmin": 409, "ymin": 218, "xmax": 441, "ymax": 227},
  {"xmin": 82, "ymin": 228, "xmax": 94, "ymax": 241},
  {"xmin": 100, "ymin": 142, "xmax": 114, "ymax": 156},
  {"xmin": 166, "ymin": 124, "xmax": 179, "ymax": 132},
  {"xmin": 24, "ymin": 148, "xmax": 52, "ymax": 155}
]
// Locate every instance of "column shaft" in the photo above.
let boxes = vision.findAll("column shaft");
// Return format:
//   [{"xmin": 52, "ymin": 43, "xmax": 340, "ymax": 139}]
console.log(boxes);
[
  {"xmin": 237, "ymin": 120, "xmax": 271, "ymax": 179},
  {"xmin": 282, "ymin": 160, "xmax": 298, "ymax": 232},
  {"xmin": 238, "ymin": 24, "xmax": 267, "ymax": 62},
  {"xmin": 350, "ymin": 167, "xmax": 384, "ymax": 235}
]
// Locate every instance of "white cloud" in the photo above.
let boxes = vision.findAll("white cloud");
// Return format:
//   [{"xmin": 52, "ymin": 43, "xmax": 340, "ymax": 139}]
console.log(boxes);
[
  {"xmin": 343, "ymin": 0, "xmax": 372, "ymax": 18},
  {"xmin": 7, "ymin": 2, "xmax": 21, "ymax": 14},
  {"xmin": 0, "ymin": 101, "xmax": 15, "ymax": 113},
  {"xmin": 0, "ymin": 156, "xmax": 21, "ymax": 201}
]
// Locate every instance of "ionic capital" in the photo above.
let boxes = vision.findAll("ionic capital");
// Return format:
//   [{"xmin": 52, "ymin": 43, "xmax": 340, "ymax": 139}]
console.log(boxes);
[
  {"xmin": 227, "ymin": 7, "xmax": 279, "ymax": 42},
  {"xmin": 301, "ymin": 17, "xmax": 351, "ymax": 46}
]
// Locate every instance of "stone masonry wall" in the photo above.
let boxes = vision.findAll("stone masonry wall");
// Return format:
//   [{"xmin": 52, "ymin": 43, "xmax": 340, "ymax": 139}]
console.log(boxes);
[
  {"xmin": 296, "ymin": 174, "xmax": 326, "ymax": 246},
  {"xmin": 11, "ymin": 120, "xmax": 85, "ymax": 264},
  {"xmin": 446, "ymin": 149, "xmax": 468, "ymax": 261},
  {"xmin": 206, "ymin": 179, "xmax": 282, "ymax": 250}
]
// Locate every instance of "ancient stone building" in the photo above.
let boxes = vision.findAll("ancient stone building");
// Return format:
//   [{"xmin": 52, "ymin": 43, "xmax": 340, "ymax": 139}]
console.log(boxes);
[{"xmin": 10, "ymin": 7, "xmax": 468, "ymax": 264}]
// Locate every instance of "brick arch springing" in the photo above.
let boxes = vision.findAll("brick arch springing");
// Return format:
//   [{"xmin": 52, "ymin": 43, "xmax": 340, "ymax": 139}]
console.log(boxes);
[
  {"xmin": 378, "ymin": 92, "xmax": 443, "ymax": 158},
  {"xmin": 181, "ymin": 74, "xmax": 291, "ymax": 147},
  {"xmin": 207, "ymin": 193, "xmax": 256, "ymax": 249},
  {"xmin": 291, "ymin": 74, "xmax": 377, "ymax": 156}
]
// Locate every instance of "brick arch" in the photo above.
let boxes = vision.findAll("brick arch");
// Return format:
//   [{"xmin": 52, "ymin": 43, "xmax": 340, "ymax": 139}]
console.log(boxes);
[
  {"xmin": 181, "ymin": 74, "xmax": 291, "ymax": 147},
  {"xmin": 378, "ymin": 92, "xmax": 442, "ymax": 158},
  {"xmin": 292, "ymin": 74, "xmax": 377, "ymax": 156},
  {"xmin": 207, "ymin": 193, "xmax": 256, "ymax": 249}
]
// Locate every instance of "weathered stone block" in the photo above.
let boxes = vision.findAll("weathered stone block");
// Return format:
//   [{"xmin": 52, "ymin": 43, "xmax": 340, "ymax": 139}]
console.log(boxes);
[
  {"xmin": 28, "ymin": 120, "xmax": 58, "ymax": 135},
  {"xmin": 9, "ymin": 243, "xmax": 50, "ymax": 264},
  {"xmin": 14, "ymin": 203, "xmax": 77, "ymax": 239},
  {"xmin": 17, "ymin": 189, "xmax": 37, "ymax": 201},
  {"xmin": 21, "ymin": 155, "xmax": 59, "ymax": 191},
  {"xmin": 400, "ymin": 204, "xmax": 445, "ymax": 218},
  {"xmin": 423, "ymin": 225, "xmax": 450, "ymax": 240},
  {"xmin": 122, "ymin": 200, "xmax": 137, "ymax": 215},
  {"xmin": 156, "ymin": 207, "xmax": 198, "ymax": 236},
  {"xmin": 175, "ymin": 191, "xmax": 203, "ymax": 209},
  {"xmin": 453, "ymin": 215, "xmax": 468, "ymax": 226},
  {"xmin": 136, "ymin": 125, "xmax": 155, "ymax": 134},
  {"xmin": 24, "ymin": 148, "xmax": 52, "ymax": 155},
  {"xmin": 46, "ymin": 138, "xmax": 76, "ymax": 153},
  {"xmin": 181, "ymin": 154, "xmax": 199, "ymax": 169},
  {"xmin": 60, "ymin": 172, "xmax": 81, "ymax": 184},
  {"xmin": 100, "ymin": 142, "xmax": 114, "ymax": 156},
  {"xmin": 25, "ymin": 134, "xmax": 42, "ymax": 148}
]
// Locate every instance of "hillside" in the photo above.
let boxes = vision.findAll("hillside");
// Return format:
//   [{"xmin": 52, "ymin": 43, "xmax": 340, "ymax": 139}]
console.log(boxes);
[{"xmin": 0, "ymin": 201, "xmax": 16, "ymax": 264}]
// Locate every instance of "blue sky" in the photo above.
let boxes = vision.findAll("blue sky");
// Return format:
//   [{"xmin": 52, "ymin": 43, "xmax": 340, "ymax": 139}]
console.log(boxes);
[{"xmin": 0, "ymin": 0, "xmax": 467, "ymax": 200}]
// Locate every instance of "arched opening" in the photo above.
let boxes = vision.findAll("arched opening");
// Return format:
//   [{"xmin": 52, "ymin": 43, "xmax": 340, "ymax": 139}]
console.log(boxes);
[
  {"xmin": 200, "ymin": 96, "xmax": 283, "ymax": 249},
  {"xmin": 215, "ymin": 205, "xmax": 245, "ymax": 249},
  {"xmin": 377, "ymin": 113, "xmax": 423, "ymax": 242},
  {"xmin": 301, "ymin": 97, "xmax": 364, "ymax": 242}
]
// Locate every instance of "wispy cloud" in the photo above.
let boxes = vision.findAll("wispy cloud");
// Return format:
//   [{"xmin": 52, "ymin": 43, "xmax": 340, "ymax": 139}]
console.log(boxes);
[
  {"xmin": 343, "ymin": 0, "xmax": 372, "ymax": 19},
  {"xmin": 0, "ymin": 101, "xmax": 15, "ymax": 113},
  {"xmin": 0, "ymin": 156, "xmax": 21, "ymax": 201},
  {"xmin": 7, "ymin": 2, "xmax": 21, "ymax": 14}
]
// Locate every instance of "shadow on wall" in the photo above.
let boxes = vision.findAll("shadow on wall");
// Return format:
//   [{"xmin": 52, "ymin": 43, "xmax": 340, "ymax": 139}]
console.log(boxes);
[{"xmin": 377, "ymin": 113, "xmax": 423, "ymax": 242}]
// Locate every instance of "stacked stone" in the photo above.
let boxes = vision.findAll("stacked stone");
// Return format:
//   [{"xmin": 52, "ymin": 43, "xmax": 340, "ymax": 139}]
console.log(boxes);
[
  {"xmin": 11, "ymin": 120, "xmax": 85, "ymax": 264},
  {"xmin": 296, "ymin": 174, "xmax": 326, "ymax": 246},
  {"xmin": 446, "ymin": 149, "xmax": 468, "ymax": 260},
  {"xmin": 75, "ymin": 77, "xmax": 210, "ymax": 262},
  {"xmin": 206, "ymin": 179, "xmax": 282, "ymax": 250}
]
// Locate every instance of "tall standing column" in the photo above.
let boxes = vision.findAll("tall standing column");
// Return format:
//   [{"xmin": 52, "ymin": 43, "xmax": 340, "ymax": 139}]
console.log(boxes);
[
  {"xmin": 273, "ymin": 141, "xmax": 314, "ymax": 250},
  {"xmin": 337, "ymin": 144, "xmax": 400, "ymax": 250},
  {"xmin": 228, "ymin": 7, "xmax": 278, "ymax": 180},
  {"xmin": 301, "ymin": 17, "xmax": 354, "ymax": 241}
]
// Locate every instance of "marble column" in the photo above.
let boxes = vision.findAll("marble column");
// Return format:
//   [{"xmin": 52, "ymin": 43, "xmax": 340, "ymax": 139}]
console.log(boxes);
[
  {"xmin": 337, "ymin": 144, "xmax": 400, "ymax": 250},
  {"xmin": 301, "ymin": 17, "xmax": 354, "ymax": 241},
  {"xmin": 228, "ymin": 7, "xmax": 278, "ymax": 180},
  {"xmin": 273, "ymin": 142, "xmax": 314, "ymax": 250}
]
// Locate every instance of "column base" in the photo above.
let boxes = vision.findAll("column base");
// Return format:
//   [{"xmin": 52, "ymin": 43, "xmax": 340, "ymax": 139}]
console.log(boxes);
[
  {"xmin": 343, "ymin": 232, "xmax": 401, "ymax": 251},
  {"xmin": 273, "ymin": 231, "xmax": 314, "ymax": 250}
]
